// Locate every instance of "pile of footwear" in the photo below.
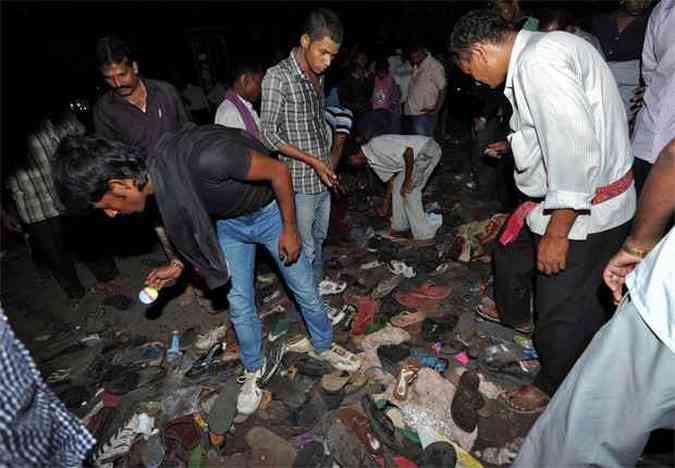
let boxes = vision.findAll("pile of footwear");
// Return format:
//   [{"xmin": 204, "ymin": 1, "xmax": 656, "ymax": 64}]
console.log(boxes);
[{"xmin": 31, "ymin": 146, "xmax": 545, "ymax": 467}]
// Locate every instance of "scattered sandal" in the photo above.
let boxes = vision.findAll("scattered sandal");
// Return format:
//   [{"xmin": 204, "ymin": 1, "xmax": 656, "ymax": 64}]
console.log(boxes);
[
  {"xmin": 319, "ymin": 279, "xmax": 348, "ymax": 296},
  {"xmin": 408, "ymin": 281, "xmax": 451, "ymax": 301},
  {"xmin": 390, "ymin": 310, "xmax": 426, "ymax": 328},
  {"xmin": 336, "ymin": 407, "xmax": 383, "ymax": 455},
  {"xmin": 475, "ymin": 296, "xmax": 534, "ymax": 335},
  {"xmin": 393, "ymin": 362, "xmax": 420, "ymax": 400},
  {"xmin": 499, "ymin": 384, "xmax": 550, "ymax": 414}
]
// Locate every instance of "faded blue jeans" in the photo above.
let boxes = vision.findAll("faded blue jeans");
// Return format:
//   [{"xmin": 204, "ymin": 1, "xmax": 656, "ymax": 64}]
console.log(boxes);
[
  {"xmin": 294, "ymin": 191, "xmax": 331, "ymax": 285},
  {"xmin": 216, "ymin": 201, "xmax": 333, "ymax": 371}
]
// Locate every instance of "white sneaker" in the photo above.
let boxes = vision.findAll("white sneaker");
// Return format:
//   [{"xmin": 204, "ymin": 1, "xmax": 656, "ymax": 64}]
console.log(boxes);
[
  {"xmin": 287, "ymin": 334, "xmax": 312, "ymax": 353},
  {"xmin": 237, "ymin": 363, "xmax": 265, "ymax": 415},
  {"xmin": 310, "ymin": 343, "xmax": 361, "ymax": 373},
  {"xmin": 195, "ymin": 324, "xmax": 227, "ymax": 351}
]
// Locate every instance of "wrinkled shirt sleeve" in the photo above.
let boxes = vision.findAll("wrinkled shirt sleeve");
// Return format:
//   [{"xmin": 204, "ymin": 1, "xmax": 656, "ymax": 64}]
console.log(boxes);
[
  {"xmin": 517, "ymin": 55, "xmax": 597, "ymax": 214},
  {"xmin": 260, "ymin": 69, "xmax": 288, "ymax": 151}
]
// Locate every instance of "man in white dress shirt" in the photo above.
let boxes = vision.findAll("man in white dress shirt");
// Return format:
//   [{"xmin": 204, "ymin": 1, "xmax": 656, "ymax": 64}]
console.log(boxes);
[
  {"xmin": 214, "ymin": 63, "xmax": 263, "ymax": 139},
  {"xmin": 450, "ymin": 10, "xmax": 636, "ymax": 413},
  {"xmin": 513, "ymin": 138, "xmax": 675, "ymax": 467},
  {"xmin": 631, "ymin": 0, "xmax": 675, "ymax": 193}
]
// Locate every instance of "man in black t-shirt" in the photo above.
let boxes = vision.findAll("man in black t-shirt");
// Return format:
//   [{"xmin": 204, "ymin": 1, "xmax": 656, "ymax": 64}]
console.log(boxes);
[{"xmin": 52, "ymin": 125, "xmax": 361, "ymax": 417}]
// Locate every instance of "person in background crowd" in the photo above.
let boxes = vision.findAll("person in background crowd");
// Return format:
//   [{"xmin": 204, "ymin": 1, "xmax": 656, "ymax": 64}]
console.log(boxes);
[
  {"xmin": 388, "ymin": 47, "xmax": 414, "ymax": 109},
  {"xmin": 403, "ymin": 41, "xmax": 447, "ymax": 136},
  {"xmin": 513, "ymin": 138, "xmax": 675, "ymax": 468},
  {"xmin": 451, "ymin": 10, "xmax": 635, "ymax": 413},
  {"xmin": 492, "ymin": 0, "xmax": 539, "ymax": 31},
  {"xmin": 52, "ymin": 126, "xmax": 362, "ymax": 418},
  {"xmin": 93, "ymin": 35, "xmax": 191, "ymax": 155},
  {"xmin": 215, "ymin": 62, "xmax": 264, "ymax": 140},
  {"xmin": 5, "ymin": 111, "xmax": 121, "ymax": 306},
  {"xmin": 260, "ymin": 8, "xmax": 343, "ymax": 285},
  {"xmin": 592, "ymin": 0, "xmax": 650, "ymax": 115},
  {"xmin": 538, "ymin": 7, "xmax": 605, "ymax": 57},
  {"xmin": 371, "ymin": 56, "xmax": 401, "ymax": 116},
  {"xmin": 630, "ymin": 0, "xmax": 675, "ymax": 194},
  {"xmin": 339, "ymin": 47, "xmax": 373, "ymax": 120}
]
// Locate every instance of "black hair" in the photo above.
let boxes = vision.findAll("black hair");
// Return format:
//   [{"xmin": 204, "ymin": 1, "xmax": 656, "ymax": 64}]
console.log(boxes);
[
  {"xmin": 406, "ymin": 38, "xmax": 427, "ymax": 56},
  {"xmin": 538, "ymin": 8, "xmax": 574, "ymax": 31},
  {"xmin": 303, "ymin": 8, "xmax": 344, "ymax": 44},
  {"xmin": 51, "ymin": 136, "xmax": 147, "ymax": 213},
  {"xmin": 449, "ymin": 9, "xmax": 514, "ymax": 63},
  {"xmin": 231, "ymin": 61, "xmax": 264, "ymax": 83},
  {"xmin": 96, "ymin": 34, "xmax": 135, "ymax": 68},
  {"xmin": 375, "ymin": 56, "xmax": 389, "ymax": 73}
]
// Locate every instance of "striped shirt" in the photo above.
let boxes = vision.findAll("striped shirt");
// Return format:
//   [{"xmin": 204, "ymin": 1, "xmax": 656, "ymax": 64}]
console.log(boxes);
[
  {"xmin": 0, "ymin": 307, "xmax": 95, "ymax": 466},
  {"xmin": 260, "ymin": 49, "xmax": 332, "ymax": 194},
  {"xmin": 7, "ymin": 116, "xmax": 85, "ymax": 224}
]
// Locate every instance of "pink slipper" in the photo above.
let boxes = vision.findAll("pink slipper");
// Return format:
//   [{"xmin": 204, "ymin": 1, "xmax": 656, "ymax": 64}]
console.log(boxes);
[
  {"xmin": 390, "ymin": 310, "xmax": 426, "ymax": 328},
  {"xmin": 349, "ymin": 296, "xmax": 380, "ymax": 336},
  {"xmin": 393, "ymin": 291, "xmax": 441, "ymax": 314},
  {"xmin": 407, "ymin": 281, "xmax": 451, "ymax": 301}
]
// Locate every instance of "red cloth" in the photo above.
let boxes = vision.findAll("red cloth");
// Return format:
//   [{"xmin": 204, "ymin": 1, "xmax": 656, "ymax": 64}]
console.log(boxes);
[{"xmin": 499, "ymin": 170, "xmax": 634, "ymax": 246}]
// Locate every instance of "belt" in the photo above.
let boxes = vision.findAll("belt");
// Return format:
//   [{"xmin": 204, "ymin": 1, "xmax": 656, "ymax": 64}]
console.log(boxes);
[{"xmin": 499, "ymin": 169, "xmax": 634, "ymax": 246}]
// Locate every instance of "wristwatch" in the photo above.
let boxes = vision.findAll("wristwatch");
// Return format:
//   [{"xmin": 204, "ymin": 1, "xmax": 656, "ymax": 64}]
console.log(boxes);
[{"xmin": 170, "ymin": 258, "xmax": 185, "ymax": 270}]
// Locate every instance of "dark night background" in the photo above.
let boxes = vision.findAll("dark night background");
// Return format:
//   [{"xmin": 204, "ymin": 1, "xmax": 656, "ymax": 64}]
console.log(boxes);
[{"xmin": 0, "ymin": 1, "xmax": 615, "ymax": 163}]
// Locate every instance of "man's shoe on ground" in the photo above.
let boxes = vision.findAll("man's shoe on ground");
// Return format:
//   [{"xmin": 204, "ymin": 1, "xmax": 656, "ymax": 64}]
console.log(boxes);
[
  {"xmin": 310, "ymin": 343, "xmax": 361, "ymax": 373},
  {"xmin": 237, "ymin": 362, "xmax": 265, "ymax": 415}
]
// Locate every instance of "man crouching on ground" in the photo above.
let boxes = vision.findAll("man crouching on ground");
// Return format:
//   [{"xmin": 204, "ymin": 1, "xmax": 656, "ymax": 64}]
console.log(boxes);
[{"xmin": 51, "ymin": 124, "xmax": 360, "ymax": 416}]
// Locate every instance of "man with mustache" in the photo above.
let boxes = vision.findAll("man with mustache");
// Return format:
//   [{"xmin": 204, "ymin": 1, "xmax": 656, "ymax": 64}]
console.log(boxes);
[{"xmin": 93, "ymin": 35, "xmax": 191, "ymax": 155}]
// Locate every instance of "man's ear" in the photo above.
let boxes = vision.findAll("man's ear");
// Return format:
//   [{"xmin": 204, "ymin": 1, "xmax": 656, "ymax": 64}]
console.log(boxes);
[
  {"xmin": 473, "ymin": 43, "xmax": 490, "ymax": 66},
  {"xmin": 132, "ymin": 61, "xmax": 139, "ymax": 74},
  {"xmin": 300, "ymin": 33, "xmax": 311, "ymax": 49}
]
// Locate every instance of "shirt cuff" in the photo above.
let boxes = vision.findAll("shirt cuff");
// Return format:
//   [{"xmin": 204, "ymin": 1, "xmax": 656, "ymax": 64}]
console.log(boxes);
[
  {"xmin": 260, "ymin": 130, "xmax": 286, "ymax": 152},
  {"xmin": 543, "ymin": 190, "xmax": 593, "ymax": 211}
]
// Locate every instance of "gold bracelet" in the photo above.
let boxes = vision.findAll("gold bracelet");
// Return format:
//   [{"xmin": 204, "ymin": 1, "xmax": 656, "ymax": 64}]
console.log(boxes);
[{"xmin": 621, "ymin": 242, "xmax": 649, "ymax": 259}]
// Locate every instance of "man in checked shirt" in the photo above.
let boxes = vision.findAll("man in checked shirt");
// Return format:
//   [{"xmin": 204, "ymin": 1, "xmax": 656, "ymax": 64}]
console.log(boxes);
[{"xmin": 260, "ymin": 8, "xmax": 343, "ymax": 285}]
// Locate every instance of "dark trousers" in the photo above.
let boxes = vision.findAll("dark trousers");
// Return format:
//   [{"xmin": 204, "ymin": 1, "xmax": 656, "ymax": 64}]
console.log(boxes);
[
  {"xmin": 633, "ymin": 157, "xmax": 653, "ymax": 197},
  {"xmin": 26, "ymin": 215, "xmax": 118, "ymax": 298},
  {"xmin": 494, "ymin": 221, "xmax": 630, "ymax": 395}
]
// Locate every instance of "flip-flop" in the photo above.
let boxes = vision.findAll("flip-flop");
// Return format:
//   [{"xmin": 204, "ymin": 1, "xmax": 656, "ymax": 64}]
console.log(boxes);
[
  {"xmin": 450, "ymin": 370, "xmax": 484, "ymax": 432},
  {"xmin": 350, "ymin": 296, "xmax": 380, "ymax": 336},
  {"xmin": 321, "ymin": 370, "xmax": 352, "ymax": 393},
  {"xmin": 390, "ymin": 310, "xmax": 426, "ymax": 328},
  {"xmin": 393, "ymin": 291, "xmax": 441, "ymax": 314},
  {"xmin": 498, "ymin": 384, "xmax": 550, "ymax": 414},
  {"xmin": 336, "ymin": 407, "xmax": 383, "ymax": 455},
  {"xmin": 319, "ymin": 279, "xmax": 348, "ymax": 296},
  {"xmin": 207, "ymin": 381, "xmax": 238, "ymax": 435},
  {"xmin": 475, "ymin": 297, "xmax": 534, "ymax": 335},
  {"xmin": 393, "ymin": 362, "xmax": 420, "ymax": 401},
  {"xmin": 408, "ymin": 281, "xmax": 451, "ymax": 301}
]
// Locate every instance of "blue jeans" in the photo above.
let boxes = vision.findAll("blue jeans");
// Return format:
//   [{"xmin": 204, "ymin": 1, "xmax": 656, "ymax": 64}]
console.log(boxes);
[
  {"xmin": 216, "ymin": 201, "xmax": 333, "ymax": 371},
  {"xmin": 404, "ymin": 114, "xmax": 435, "ymax": 136},
  {"xmin": 294, "ymin": 191, "xmax": 331, "ymax": 285}
]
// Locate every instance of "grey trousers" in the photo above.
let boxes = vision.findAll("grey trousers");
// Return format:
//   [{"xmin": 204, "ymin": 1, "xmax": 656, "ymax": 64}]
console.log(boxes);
[
  {"xmin": 513, "ymin": 297, "xmax": 675, "ymax": 468},
  {"xmin": 390, "ymin": 141, "xmax": 442, "ymax": 240}
]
